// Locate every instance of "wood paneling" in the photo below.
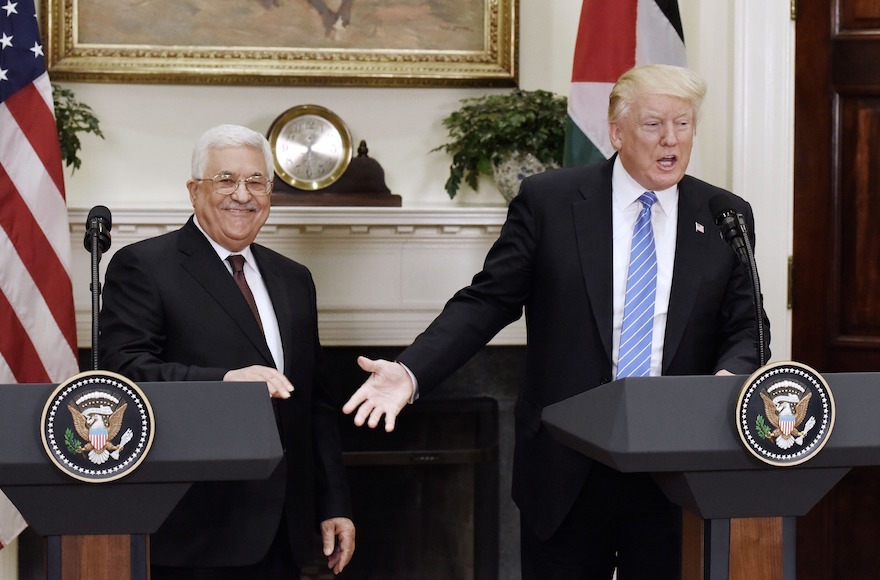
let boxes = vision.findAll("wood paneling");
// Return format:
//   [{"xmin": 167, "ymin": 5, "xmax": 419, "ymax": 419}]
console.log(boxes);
[
  {"xmin": 729, "ymin": 518, "xmax": 782, "ymax": 579},
  {"xmin": 795, "ymin": 0, "xmax": 880, "ymax": 577},
  {"xmin": 840, "ymin": 0, "xmax": 880, "ymax": 28},
  {"xmin": 839, "ymin": 101, "xmax": 880, "ymax": 336},
  {"xmin": 61, "ymin": 536, "xmax": 130, "ymax": 580},
  {"xmin": 681, "ymin": 510, "xmax": 703, "ymax": 580},
  {"xmin": 794, "ymin": 0, "xmax": 880, "ymax": 369}
]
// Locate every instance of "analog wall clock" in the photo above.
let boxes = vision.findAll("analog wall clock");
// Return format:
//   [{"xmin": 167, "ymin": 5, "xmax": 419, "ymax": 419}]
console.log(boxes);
[{"xmin": 267, "ymin": 105, "xmax": 353, "ymax": 190}]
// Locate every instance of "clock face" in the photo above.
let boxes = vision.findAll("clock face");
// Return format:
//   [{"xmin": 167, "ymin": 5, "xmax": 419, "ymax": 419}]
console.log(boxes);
[{"xmin": 268, "ymin": 105, "xmax": 353, "ymax": 190}]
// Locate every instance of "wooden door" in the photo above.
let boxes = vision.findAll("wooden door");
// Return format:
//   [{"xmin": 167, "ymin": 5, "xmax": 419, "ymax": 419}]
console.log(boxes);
[{"xmin": 794, "ymin": 0, "xmax": 880, "ymax": 577}]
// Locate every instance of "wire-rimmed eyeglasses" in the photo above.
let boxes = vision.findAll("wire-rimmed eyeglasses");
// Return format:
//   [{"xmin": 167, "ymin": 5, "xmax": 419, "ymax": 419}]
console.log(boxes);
[{"xmin": 194, "ymin": 173, "xmax": 273, "ymax": 196}]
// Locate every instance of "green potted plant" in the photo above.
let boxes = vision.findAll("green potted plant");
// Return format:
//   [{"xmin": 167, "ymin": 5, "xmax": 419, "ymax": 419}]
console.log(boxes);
[
  {"xmin": 433, "ymin": 89, "xmax": 567, "ymax": 202},
  {"xmin": 52, "ymin": 83, "xmax": 104, "ymax": 172}
]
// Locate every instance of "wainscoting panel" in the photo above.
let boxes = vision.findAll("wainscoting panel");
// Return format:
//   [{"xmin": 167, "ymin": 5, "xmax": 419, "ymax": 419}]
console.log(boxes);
[{"xmin": 68, "ymin": 206, "xmax": 526, "ymax": 348}]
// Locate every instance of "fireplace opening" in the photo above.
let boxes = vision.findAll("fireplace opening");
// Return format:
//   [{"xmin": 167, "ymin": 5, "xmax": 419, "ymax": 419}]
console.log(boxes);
[{"xmin": 318, "ymin": 396, "xmax": 499, "ymax": 580}]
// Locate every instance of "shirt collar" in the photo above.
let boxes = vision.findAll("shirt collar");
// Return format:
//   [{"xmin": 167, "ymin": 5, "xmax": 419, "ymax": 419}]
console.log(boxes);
[
  {"xmin": 192, "ymin": 214, "xmax": 257, "ymax": 266},
  {"xmin": 611, "ymin": 156, "xmax": 678, "ymax": 215}
]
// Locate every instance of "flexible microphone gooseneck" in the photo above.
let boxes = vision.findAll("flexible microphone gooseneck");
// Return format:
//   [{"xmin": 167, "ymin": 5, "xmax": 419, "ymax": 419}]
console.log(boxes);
[
  {"xmin": 83, "ymin": 206, "xmax": 113, "ymax": 370},
  {"xmin": 709, "ymin": 195, "xmax": 768, "ymax": 367}
]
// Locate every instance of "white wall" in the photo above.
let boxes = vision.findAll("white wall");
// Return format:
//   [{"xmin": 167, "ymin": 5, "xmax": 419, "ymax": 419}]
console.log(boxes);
[
  {"xmin": 59, "ymin": 0, "xmax": 721, "ymax": 210},
  {"xmin": 0, "ymin": 538, "xmax": 16, "ymax": 579},
  {"xmin": 57, "ymin": 0, "xmax": 793, "ymax": 359}
]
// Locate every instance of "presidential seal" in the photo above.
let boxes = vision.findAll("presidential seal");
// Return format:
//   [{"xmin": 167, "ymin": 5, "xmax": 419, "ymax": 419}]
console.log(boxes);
[
  {"xmin": 736, "ymin": 361, "xmax": 834, "ymax": 467},
  {"xmin": 41, "ymin": 371, "xmax": 155, "ymax": 483}
]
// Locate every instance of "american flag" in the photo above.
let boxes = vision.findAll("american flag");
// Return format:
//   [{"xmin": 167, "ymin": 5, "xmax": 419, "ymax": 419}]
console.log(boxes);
[{"xmin": 0, "ymin": 0, "xmax": 79, "ymax": 548}]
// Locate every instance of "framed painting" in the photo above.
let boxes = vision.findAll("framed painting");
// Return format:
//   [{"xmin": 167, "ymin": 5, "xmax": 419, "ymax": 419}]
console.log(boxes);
[{"xmin": 41, "ymin": 0, "xmax": 517, "ymax": 86}]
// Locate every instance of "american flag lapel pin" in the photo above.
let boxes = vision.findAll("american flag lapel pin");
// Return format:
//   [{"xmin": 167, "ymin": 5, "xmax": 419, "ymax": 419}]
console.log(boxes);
[{"xmin": 695, "ymin": 222, "xmax": 704, "ymax": 234}]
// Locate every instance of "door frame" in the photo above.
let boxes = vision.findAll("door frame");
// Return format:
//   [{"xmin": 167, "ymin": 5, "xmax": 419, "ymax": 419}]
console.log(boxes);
[{"xmin": 730, "ymin": 0, "xmax": 795, "ymax": 362}]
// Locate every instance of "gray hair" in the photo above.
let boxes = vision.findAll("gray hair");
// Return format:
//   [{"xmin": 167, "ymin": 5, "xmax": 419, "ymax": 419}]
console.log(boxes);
[
  {"xmin": 608, "ymin": 64, "xmax": 707, "ymax": 125},
  {"xmin": 191, "ymin": 124, "xmax": 274, "ymax": 178}
]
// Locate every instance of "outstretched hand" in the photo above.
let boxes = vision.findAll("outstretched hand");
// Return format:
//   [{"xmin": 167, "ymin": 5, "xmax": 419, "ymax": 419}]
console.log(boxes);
[{"xmin": 342, "ymin": 356, "xmax": 414, "ymax": 432}]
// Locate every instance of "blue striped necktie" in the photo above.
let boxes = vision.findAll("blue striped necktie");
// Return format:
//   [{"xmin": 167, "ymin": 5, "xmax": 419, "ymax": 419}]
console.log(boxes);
[{"xmin": 618, "ymin": 191, "xmax": 658, "ymax": 378}]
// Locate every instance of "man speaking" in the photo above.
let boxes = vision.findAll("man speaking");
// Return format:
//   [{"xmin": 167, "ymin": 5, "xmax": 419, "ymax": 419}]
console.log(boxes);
[{"xmin": 344, "ymin": 65, "xmax": 769, "ymax": 579}]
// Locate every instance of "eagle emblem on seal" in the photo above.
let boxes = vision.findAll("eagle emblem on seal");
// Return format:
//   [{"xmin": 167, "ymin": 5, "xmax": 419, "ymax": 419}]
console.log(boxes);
[
  {"xmin": 67, "ymin": 390, "xmax": 134, "ymax": 465},
  {"xmin": 758, "ymin": 380, "xmax": 816, "ymax": 450}
]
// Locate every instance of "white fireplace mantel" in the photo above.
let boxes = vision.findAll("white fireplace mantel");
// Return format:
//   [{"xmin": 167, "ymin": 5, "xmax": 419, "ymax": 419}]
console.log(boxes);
[{"xmin": 69, "ymin": 206, "xmax": 527, "ymax": 348}]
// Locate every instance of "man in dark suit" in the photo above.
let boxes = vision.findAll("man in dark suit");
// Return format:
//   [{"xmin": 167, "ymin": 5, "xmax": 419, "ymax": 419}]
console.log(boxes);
[
  {"xmin": 343, "ymin": 65, "xmax": 769, "ymax": 578},
  {"xmin": 100, "ymin": 124, "xmax": 355, "ymax": 579}
]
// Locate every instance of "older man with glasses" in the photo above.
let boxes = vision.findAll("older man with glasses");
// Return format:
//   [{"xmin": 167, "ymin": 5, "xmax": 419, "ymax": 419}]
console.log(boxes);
[{"xmin": 100, "ymin": 124, "xmax": 355, "ymax": 579}]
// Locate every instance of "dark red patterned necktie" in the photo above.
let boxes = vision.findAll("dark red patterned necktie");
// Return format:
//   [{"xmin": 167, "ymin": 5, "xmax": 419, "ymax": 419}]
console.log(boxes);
[{"xmin": 227, "ymin": 254, "xmax": 263, "ymax": 333}]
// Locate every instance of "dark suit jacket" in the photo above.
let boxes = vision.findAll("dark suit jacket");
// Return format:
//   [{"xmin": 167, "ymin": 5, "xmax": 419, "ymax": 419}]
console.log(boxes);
[
  {"xmin": 99, "ymin": 216, "xmax": 352, "ymax": 568},
  {"xmin": 398, "ymin": 156, "xmax": 768, "ymax": 540}
]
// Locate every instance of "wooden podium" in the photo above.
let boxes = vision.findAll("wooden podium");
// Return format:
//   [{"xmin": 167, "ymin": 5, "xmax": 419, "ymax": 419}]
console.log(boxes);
[
  {"xmin": 542, "ymin": 373, "xmax": 876, "ymax": 580},
  {"xmin": 0, "ymin": 381, "xmax": 283, "ymax": 580}
]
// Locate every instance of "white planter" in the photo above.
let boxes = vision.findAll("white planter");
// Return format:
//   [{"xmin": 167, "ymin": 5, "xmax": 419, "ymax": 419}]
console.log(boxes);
[{"xmin": 493, "ymin": 152, "xmax": 558, "ymax": 203}]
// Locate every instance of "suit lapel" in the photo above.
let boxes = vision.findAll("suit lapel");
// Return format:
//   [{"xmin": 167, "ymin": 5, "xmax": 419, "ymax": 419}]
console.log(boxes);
[
  {"xmin": 663, "ymin": 178, "xmax": 708, "ymax": 373},
  {"xmin": 177, "ymin": 218, "xmax": 274, "ymax": 365},
  {"xmin": 573, "ymin": 159, "xmax": 615, "ymax": 363}
]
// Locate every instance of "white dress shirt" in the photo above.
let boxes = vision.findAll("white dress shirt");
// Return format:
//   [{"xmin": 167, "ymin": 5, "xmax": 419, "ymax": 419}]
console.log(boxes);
[
  {"xmin": 610, "ymin": 156, "xmax": 678, "ymax": 379},
  {"xmin": 193, "ymin": 216, "xmax": 284, "ymax": 374}
]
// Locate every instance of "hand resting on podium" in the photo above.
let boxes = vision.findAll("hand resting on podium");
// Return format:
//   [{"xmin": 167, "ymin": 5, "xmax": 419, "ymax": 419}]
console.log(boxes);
[{"xmin": 224, "ymin": 364, "xmax": 294, "ymax": 399}]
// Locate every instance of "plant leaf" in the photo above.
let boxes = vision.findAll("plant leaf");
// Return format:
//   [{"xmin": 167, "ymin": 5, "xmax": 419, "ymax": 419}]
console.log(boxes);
[
  {"xmin": 52, "ymin": 83, "xmax": 104, "ymax": 173},
  {"xmin": 432, "ymin": 89, "xmax": 567, "ymax": 198}
]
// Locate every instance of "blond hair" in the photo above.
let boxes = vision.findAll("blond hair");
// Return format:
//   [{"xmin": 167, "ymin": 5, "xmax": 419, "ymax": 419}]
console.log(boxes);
[{"xmin": 608, "ymin": 64, "xmax": 707, "ymax": 125}]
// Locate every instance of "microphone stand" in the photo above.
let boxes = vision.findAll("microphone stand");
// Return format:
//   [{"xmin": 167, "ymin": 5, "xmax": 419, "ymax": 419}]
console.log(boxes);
[
  {"xmin": 735, "ymin": 214, "xmax": 768, "ymax": 367},
  {"xmin": 89, "ymin": 227, "xmax": 101, "ymax": 371},
  {"xmin": 84, "ymin": 215, "xmax": 110, "ymax": 371}
]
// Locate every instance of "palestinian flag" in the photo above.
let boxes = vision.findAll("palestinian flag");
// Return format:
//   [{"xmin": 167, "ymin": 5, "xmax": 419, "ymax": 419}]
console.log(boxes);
[{"xmin": 564, "ymin": 0, "xmax": 688, "ymax": 167}]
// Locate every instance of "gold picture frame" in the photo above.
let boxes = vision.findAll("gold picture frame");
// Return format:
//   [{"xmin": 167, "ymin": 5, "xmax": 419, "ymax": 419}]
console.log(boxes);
[{"xmin": 41, "ymin": 0, "xmax": 517, "ymax": 87}]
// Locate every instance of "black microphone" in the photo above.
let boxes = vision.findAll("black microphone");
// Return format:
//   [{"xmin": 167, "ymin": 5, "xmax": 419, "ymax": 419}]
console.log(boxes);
[
  {"xmin": 709, "ymin": 195, "xmax": 748, "ymax": 266},
  {"xmin": 708, "ymin": 194, "xmax": 768, "ymax": 367},
  {"xmin": 83, "ymin": 205, "xmax": 112, "ymax": 254}
]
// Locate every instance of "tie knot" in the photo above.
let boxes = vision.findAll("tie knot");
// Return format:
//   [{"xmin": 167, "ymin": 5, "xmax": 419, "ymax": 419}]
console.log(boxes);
[
  {"xmin": 639, "ymin": 191, "xmax": 657, "ymax": 209},
  {"xmin": 227, "ymin": 254, "xmax": 245, "ymax": 274}
]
